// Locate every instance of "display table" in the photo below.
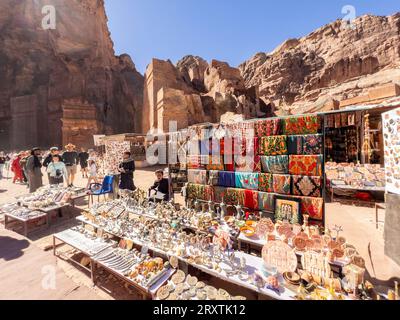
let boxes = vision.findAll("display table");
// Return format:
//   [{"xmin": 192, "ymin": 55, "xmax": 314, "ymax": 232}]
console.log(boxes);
[
  {"xmin": 76, "ymin": 215, "xmax": 297, "ymax": 300},
  {"xmin": 90, "ymin": 258, "xmax": 175, "ymax": 300},
  {"xmin": 331, "ymin": 184, "xmax": 385, "ymax": 203},
  {"xmin": 4, "ymin": 211, "xmax": 49, "ymax": 237},
  {"xmin": 237, "ymin": 232, "xmax": 348, "ymax": 277},
  {"xmin": 53, "ymin": 228, "xmax": 115, "ymax": 272}
]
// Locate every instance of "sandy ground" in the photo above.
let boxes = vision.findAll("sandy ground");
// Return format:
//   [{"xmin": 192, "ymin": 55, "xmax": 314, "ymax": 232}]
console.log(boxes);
[{"xmin": 0, "ymin": 167, "xmax": 399, "ymax": 299}]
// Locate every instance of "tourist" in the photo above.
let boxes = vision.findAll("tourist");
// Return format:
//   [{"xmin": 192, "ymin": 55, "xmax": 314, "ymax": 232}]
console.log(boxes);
[
  {"xmin": 20, "ymin": 151, "xmax": 30, "ymax": 184},
  {"xmin": 11, "ymin": 152, "xmax": 24, "ymax": 184},
  {"xmin": 43, "ymin": 147, "xmax": 60, "ymax": 168},
  {"xmin": 26, "ymin": 148, "xmax": 43, "ymax": 193},
  {"xmin": 86, "ymin": 158, "xmax": 98, "ymax": 188},
  {"xmin": 118, "ymin": 151, "xmax": 136, "ymax": 191},
  {"xmin": 78, "ymin": 148, "xmax": 89, "ymax": 178},
  {"xmin": 62, "ymin": 143, "xmax": 79, "ymax": 187},
  {"xmin": 149, "ymin": 169, "xmax": 170, "ymax": 202},
  {"xmin": 0, "ymin": 151, "xmax": 6, "ymax": 180},
  {"xmin": 47, "ymin": 155, "xmax": 68, "ymax": 186}
]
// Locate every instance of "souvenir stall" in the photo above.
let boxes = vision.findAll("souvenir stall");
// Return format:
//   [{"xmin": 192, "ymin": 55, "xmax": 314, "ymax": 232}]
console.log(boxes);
[
  {"xmin": 323, "ymin": 106, "xmax": 397, "ymax": 203},
  {"xmin": 382, "ymin": 108, "xmax": 400, "ymax": 270},
  {"xmin": 0, "ymin": 185, "xmax": 86, "ymax": 236},
  {"xmin": 185, "ymin": 114, "xmax": 326, "ymax": 227},
  {"xmin": 49, "ymin": 190, "xmax": 399, "ymax": 301},
  {"xmin": 103, "ymin": 134, "xmax": 148, "ymax": 174},
  {"xmin": 168, "ymin": 130, "xmax": 189, "ymax": 193}
]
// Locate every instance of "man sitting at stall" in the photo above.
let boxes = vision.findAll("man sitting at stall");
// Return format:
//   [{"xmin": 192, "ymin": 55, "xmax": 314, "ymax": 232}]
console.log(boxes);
[{"xmin": 148, "ymin": 169, "xmax": 171, "ymax": 202}]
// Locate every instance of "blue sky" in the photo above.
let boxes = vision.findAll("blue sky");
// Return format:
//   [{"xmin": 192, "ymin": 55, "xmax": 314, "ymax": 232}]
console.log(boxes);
[{"xmin": 105, "ymin": 0, "xmax": 399, "ymax": 74}]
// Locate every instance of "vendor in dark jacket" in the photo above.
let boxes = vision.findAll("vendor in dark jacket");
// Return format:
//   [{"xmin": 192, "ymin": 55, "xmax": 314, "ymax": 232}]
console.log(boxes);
[
  {"xmin": 149, "ymin": 169, "xmax": 170, "ymax": 202},
  {"xmin": 118, "ymin": 151, "xmax": 136, "ymax": 191}
]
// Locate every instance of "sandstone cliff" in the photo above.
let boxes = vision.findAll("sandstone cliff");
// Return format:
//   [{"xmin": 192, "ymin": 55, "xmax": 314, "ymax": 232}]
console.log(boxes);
[
  {"xmin": 0, "ymin": 0, "xmax": 143, "ymax": 149},
  {"xmin": 142, "ymin": 57, "xmax": 269, "ymax": 133},
  {"xmin": 239, "ymin": 14, "xmax": 400, "ymax": 114}
]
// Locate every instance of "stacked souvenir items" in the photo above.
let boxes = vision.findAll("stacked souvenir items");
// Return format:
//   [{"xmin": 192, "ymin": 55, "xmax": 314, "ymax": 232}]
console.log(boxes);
[{"xmin": 185, "ymin": 114, "xmax": 325, "ymax": 224}]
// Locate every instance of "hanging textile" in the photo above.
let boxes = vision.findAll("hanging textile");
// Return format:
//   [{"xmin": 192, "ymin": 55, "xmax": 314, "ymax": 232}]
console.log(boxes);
[
  {"xmin": 255, "ymin": 118, "xmax": 282, "ymax": 137},
  {"xmin": 283, "ymin": 115, "xmax": 320, "ymax": 135},
  {"xmin": 208, "ymin": 170, "xmax": 219, "ymax": 186},
  {"xmin": 218, "ymin": 171, "xmax": 236, "ymax": 188},
  {"xmin": 225, "ymin": 188, "xmax": 245, "ymax": 206},
  {"xmin": 326, "ymin": 114, "xmax": 335, "ymax": 128},
  {"xmin": 292, "ymin": 175, "xmax": 322, "ymax": 197},
  {"xmin": 206, "ymin": 155, "xmax": 224, "ymax": 171},
  {"xmin": 303, "ymin": 134, "xmax": 323, "ymax": 155},
  {"xmin": 258, "ymin": 192, "xmax": 275, "ymax": 212},
  {"xmin": 259, "ymin": 136, "xmax": 288, "ymax": 156},
  {"xmin": 187, "ymin": 155, "xmax": 207, "ymax": 170},
  {"xmin": 244, "ymin": 189, "xmax": 259, "ymax": 210},
  {"xmin": 200, "ymin": 139, "xmax": 210, "ymax": 156},
  {"xmin": 259, "ymin": 173, "xmax": 274, "ymax": 193},
  {"xmin": 186, "ymin": 184, "xmax": 214, "ymax": 201},
  {"xmin": 235, "ymin": 172, "xmax": 260, "ymax": 190},
  {"xmin": 187, "ymin": 169, "xmax": 208, "ymax": 185},
  {"xmin": 235, "ymin": 155, "xmax": 261, "ymax": 173},
  {"xmin": 341, "ymin": 113, "xmax": 348, "ymax": 127},
  {"xmin": 260, "ymin": 155, "xmax": 289, "ymax": 174},
  {"xmin": 300, "ymin": 196, "xmax": 324, "ymax": 221},
  {"xmin": 348, "ymin": 112, "xmax": 356, "ymax": 126},
  {"xmin": 273, "ymin": 174, "xmax": 292, "ymax": 195},
  {"xmin": 289, "ymin": 155, "xmax": 323, "ymax": 176},
  {"xmin": 287, "ymin": 136, "xmax": 304, "ymax": 155},
  {"xmin": 213, "ymin": 186, "xmax": 226, "ymax": 203},
  {"xmin": 334, "ymin": 114, "xmax": 341, "ymax": 128}
]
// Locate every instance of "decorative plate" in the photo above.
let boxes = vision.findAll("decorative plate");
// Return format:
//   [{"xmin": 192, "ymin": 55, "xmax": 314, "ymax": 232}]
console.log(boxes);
[{"xmin": 261, "ymin": 241, "xmax": 298, "ymax": 273}]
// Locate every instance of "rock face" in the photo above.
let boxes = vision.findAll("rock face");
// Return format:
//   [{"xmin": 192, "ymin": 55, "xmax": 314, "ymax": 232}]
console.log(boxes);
[
  {"xmin": 0, "ymin": 0, "xmax": 143, "ymax": 150},
  {"xmin": 142, "ymin": 57, "xmax": 269, "ymax": 133},
  {"xmin": 239, "ymin": 14, "xmax": 400, "ymax": 114}
]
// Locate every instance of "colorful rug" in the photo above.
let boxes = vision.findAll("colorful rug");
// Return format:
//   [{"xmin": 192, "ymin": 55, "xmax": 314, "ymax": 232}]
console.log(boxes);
[
  {"xmin": 244, "ymin": 190, "xmax": 259, "ymax": 210},
  {"xmin": 235, "ymin": 172, "xmax": 259, "ymax": 190},
  {"xmin": 260, "ymin": 155, "xmax": 289, "ymax": 174},
  {"xmin": 259, "ymin": 173, "xmax": 274, "ymax": 192},
  {"xmin": 187, "ymin": 169, "xmax": 208, "ymax": 185},
  {"xmin": 255, "ymin": 118, "xmax": 282, "ymax": 137},
  {"xmin": 218, "ymin": 171, "xmax": 236, "ymax": 187},
  {"xmin": 258, "ymin": 192, "xmax": 275, "ymax": 212},
  {"xmin": 208, "ymin": 170, "xmax": 219, "ymax": 186},
  {"xmin": 273, "ymin": 174, "xmax": 292, "ymax": 195},
  {"xmin": 225, "ymin": 188, "xmax": 245, "ymax": 206},
  {"xmin": 300, "ymin": 196, "xmax": 324, "ymax": 221},
  {"xmin": 259, "ymin": 136, "xmax": 288, "ymax": 156},
  {"xmin": 283, "ymin": 115, "xmax": 321, "ymax": 135},
  {"xmin": 292, "ymin": 175, "xmax": 322, "ymax": 197},
  {"xmin": 303, "ymin": 134, "xmax": 323, "ymax": 155},
  {"xmin": 287, "ymin": 135, "xmax": 304, "ymax": 155},
  {"xmin": 289, "ymin": 155, "xmax": 323, "ymax": 176}
]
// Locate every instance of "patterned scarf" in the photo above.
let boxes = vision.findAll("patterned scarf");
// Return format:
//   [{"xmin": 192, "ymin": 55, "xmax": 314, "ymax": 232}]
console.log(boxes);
[
  {"xmin": 283, "ymin": 115, "xmax": 321, "ymax": 135},
  {"xmin": 292, "ymin": 175, "xmax": 322, "ymax": 197},
  {"xmin": 273, "ymin": 174, "xmax": 292, "ymax": 195},
  {"xmin": 260, "ymin": 155, "xmax": 289, "ymax": 174},
  {"xmin": 259, "ymin": 136, "xmax": 288, "ymax": 156},
  {"xmin": 235, "ymin": 172, "xmax": 260, "ymax": 190},
  {"xmin": 258, "ymin": 192, "xmax": 275, "ymax": 212},
  {"xmin": 255, "ymin": 118, "xmax": 282, "ymax": 137},
  {"xmin": 289, "ymin": 155, "xmax": 323, "ymax": 176},
  {"xmin": 244, "ymin": 189, "xmax": 259, "ymax": 210},
  {"xmin": 187, "ymin": 169, "xmax": 208, "ymax": 185},
  {"xmin": 259, "ymin": 173, "xmax": 274, "ymax": 192}
]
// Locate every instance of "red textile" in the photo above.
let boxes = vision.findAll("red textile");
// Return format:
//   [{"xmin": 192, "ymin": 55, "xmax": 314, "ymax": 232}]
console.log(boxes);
[{"xmin": 244, "ymin": 189, "xmax": 259, "ymax": 210}]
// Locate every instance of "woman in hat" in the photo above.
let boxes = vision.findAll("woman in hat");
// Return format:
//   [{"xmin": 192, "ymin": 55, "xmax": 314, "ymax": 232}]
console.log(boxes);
[
  {"xmin": 62, "ymin": 143, "xmax": 79, "ymax": 187},
  {"xmin": 26, "ymin": 147, "xmax": 43, "ymax": 193}
]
